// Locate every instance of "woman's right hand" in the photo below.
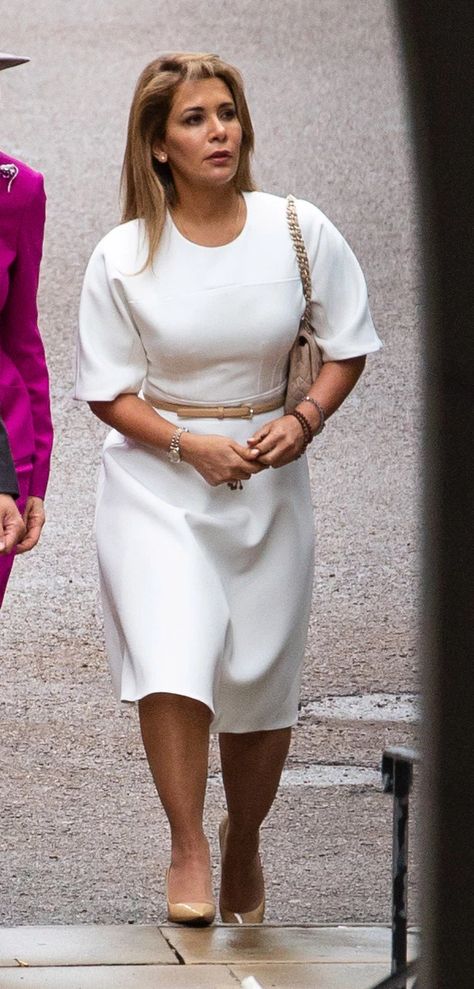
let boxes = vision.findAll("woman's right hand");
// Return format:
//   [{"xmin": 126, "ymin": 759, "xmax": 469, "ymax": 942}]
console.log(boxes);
[
  {"xmin": 0, "ymin": 495, "xmax": 26, "ymax": 554},
  {"xmin": 16, "ymin": 496, "xmax": 46, "ymax": 554},
  {"xmin": 180, "ymin": 433, "xmax": 267, "ymax": 487}
]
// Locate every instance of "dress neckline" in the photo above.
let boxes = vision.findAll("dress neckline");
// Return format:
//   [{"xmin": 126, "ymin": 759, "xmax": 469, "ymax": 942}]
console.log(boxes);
[{"xmin": 167, "ymin": 191, "xmax": 250, "ymax": 250}]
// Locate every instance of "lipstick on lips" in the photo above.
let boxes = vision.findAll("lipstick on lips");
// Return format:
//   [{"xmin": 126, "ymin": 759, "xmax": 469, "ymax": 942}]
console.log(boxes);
[{"xmin": 207, "ymin": 150, "xmax": 232, "ymax": 163}]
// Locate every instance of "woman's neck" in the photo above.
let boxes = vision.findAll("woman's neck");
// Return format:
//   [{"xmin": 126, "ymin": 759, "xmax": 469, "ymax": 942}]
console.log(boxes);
[
  {"xmin": 169, "ymin": 183, "xmax": 246, "ymax": 247},
  {"xmin": 172, "ymin": 183, "xmax": 240, "ymax": 222}
]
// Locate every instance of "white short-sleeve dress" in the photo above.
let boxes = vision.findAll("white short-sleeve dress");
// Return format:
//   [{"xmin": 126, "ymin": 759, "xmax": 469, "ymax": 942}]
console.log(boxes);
[{"xmin": 75, "ymin": 191, "xmax": 381, "ymax": 732}]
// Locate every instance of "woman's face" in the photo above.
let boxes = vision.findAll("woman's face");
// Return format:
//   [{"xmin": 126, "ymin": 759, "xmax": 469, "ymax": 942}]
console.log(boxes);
[{"xmin": 156, "ymin": 76, "xmax": 243, "ymax": 192}]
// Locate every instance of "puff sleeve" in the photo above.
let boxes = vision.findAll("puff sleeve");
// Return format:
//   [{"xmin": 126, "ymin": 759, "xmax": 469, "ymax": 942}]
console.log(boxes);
[
  {"xmin": 295, "ymin": 199, "xmax": 382, "ymax": 362},
  {"xmin": 75, "ymin": 240, "xmax": 147, "ymax": 401}
]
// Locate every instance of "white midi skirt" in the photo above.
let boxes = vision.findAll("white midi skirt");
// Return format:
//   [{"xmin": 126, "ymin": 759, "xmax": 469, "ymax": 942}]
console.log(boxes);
[{"xmin": 95, "ymin": 408, "xmax": 315, "ymax": 733}]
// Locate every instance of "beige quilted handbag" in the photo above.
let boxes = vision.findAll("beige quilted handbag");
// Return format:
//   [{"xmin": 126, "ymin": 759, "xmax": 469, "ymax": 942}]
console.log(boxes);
[{"xmin": 285, "ymin": 195, "xmax": 322, "ymax": 413}]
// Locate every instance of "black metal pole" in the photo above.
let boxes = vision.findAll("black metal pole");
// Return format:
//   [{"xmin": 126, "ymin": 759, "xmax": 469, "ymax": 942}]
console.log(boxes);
[
  {"xmin": 382, "ymin": 748, "xmax": 416, "ymax": 985},
  {"xmin": 371, "ymin": 960, "xmax": 418, "ymax": 989},
  {"xmin": 391, "ymin": 760, "xmax": 411, "ymax": 980}
]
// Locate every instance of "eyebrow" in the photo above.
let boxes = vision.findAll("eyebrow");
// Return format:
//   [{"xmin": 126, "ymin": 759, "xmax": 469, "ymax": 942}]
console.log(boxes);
[{"xmin": 180, "ymin": 101, "xmax": 235, "ymax": 115}]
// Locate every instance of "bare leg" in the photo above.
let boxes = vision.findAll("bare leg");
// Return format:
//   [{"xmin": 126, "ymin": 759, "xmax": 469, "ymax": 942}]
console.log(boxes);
[
  {"xmin": 138, "ymin": 692, "xmax": 213, "ymax": 904},
  {"xmin": 219, "ymin": 727, "xmax": 291, "ymax": 912}
]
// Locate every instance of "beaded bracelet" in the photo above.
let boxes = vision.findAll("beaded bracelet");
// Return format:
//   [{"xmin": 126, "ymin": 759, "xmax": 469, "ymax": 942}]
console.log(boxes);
[
  {"xmin": 300, "ymin": 395, "xmax": 326, "ymax": 435},
  {"xmin": 288, "ymin": 409, "xmax": 313, "ymax": 448}
]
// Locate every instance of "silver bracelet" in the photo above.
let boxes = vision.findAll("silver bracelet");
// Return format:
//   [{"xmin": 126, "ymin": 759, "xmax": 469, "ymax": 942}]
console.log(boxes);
[
  {"xmin": 167, "ymin": 426, "xmax": 189, "ymax": 463},
  {"xmin": 301, "ymin": 395, "xmax": 326, "ymax": 435}
]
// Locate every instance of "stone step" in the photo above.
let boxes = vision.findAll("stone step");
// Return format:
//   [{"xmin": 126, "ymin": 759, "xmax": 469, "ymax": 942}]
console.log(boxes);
[{"xmin": 0, "ymin": 924, "xmax": 419, "ymax": 989}]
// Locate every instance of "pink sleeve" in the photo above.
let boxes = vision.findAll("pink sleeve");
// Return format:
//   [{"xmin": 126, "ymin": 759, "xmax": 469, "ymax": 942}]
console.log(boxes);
[{"xmin": 1, "ymin": 174, "xmax": 53, "ymax": 498}]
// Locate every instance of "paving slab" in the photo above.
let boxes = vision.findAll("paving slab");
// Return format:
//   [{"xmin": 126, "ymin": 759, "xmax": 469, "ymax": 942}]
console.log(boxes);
[
  {"xmin": 232, "ymin": 963, "xmax": 388, "ymax": 989},
  {"xmin": 0, "ymin": 965, "xmax": 237, "ymax": 988},
  {"xmin": 0, "ymin": 924, "xmax": 176, "ymax": 967},
  {"xmin": 164, "ymin": 924, "xmax": 415, "ymax": 964},
  {"xmin": 0, "ymin": 926, "xmax": 419, "ymax": 989}
]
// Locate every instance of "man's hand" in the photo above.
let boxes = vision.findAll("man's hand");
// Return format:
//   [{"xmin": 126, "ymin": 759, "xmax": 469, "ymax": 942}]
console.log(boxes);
[
  {"xmin": 0, "ymin": 494, "xmax": 26, "ymax": 554},
  {"xmin": 16, "ymin": 496, "xmax": 46, "ymax": 554}
]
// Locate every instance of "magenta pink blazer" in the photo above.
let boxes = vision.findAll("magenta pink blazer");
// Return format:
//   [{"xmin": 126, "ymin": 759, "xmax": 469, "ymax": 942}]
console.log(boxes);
[{"xmin": 0, "ymin": 150, "xmax": 53, "ymax": 499}]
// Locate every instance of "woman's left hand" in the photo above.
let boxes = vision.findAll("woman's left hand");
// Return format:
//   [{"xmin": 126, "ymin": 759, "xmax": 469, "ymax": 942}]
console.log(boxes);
[
  {"xmin": 247, "ymin": 415, "xmax": 307, "ymax": 468},
  {"xmin": 16, "ymin": 496, "xmax": 46, "ymax": 554}
]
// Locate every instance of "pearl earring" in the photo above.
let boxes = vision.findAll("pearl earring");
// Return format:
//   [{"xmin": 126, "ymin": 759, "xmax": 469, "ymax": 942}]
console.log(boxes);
[{"xmin": 159, "ymin": 154, "xmax": 167, "ymax": 162}]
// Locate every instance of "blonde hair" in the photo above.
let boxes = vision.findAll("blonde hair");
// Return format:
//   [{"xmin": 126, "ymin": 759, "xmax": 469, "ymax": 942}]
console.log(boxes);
[{"xmin": 121, "ymin": 52, "xmax": 257, "ymax": 268}]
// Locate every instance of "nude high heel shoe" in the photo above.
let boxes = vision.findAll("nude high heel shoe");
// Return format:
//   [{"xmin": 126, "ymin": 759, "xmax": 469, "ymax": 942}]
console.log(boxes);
[
  {"xmin": 165, "ymin": 868, "xmax": 216, "ymax": 926},
  {"xmin": 219, "ymin": 816, "xmax": 265, "ymax": 924}
]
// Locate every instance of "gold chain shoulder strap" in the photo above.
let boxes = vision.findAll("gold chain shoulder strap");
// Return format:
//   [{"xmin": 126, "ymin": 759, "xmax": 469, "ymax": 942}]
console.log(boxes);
[{"xmin": 286, "ymin": 195, "xmax": 312, "ymax": 326}]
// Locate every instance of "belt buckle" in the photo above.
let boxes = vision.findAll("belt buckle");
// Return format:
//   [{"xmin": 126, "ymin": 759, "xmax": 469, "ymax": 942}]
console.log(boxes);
[{"xmin": 242, "ymin": 406, "xmax": 254, "ymax": 419}]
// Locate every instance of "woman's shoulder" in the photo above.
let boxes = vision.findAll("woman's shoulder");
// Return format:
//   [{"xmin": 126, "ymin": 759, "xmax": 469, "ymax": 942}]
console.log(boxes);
[
  {"xmin": 0, "ymin": 149, "xmax": 44, "ymax": 204},
  {"xmin": 88, "ymin": 219, "xmax": 146, "ymax": 271},
  {"xmin": 246, "ymin": 189, "xmax": 331, "ymax": 236}
]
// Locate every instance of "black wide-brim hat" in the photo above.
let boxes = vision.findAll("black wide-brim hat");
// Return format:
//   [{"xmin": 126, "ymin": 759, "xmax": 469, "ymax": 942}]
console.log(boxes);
[{"xmin": 0, "ymin": 52, "xmax": 30, "ymax": 71}]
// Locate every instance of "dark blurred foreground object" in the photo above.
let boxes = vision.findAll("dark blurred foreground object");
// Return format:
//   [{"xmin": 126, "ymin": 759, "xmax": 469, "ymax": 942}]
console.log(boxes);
[{"xmin": 395, "ymin": 3, "xmax": 474, "ymax": 988}]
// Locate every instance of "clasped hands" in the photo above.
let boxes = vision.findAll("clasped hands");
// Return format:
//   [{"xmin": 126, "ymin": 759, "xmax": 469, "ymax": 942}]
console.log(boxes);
[
  {"xmin": 181, "ymin": 414, "xmax": 307, "ymax": 487},
  {"xmin": 0, "ymin": 495, "xmax": 45, "ymax": 555}
]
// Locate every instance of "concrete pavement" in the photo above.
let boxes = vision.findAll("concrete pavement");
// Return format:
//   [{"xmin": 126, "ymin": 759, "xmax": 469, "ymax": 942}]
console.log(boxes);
[{"xmin": 0, "ymin": 924, "xmax": 419, "ymax": 988}]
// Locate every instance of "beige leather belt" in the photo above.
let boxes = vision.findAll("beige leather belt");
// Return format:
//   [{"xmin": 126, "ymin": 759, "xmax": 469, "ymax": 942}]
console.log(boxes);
[{"xmin": 143, "ymin": 392, "xmax": 284, "ymax": 420}]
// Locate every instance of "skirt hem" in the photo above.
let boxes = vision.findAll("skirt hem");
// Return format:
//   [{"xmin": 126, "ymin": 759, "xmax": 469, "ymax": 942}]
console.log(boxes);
[{"xmin": 118, "ymin": 689, "xmax": 299, "ymax": 733}]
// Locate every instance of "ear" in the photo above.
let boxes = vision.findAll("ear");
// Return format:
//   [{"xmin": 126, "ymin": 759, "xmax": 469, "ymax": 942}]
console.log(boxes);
[{"xmin": 153, "ymin": 142, "xmax": 168, "ymax": 164}]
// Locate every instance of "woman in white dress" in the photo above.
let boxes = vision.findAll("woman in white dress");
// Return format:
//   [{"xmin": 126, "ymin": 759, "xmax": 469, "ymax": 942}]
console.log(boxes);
[{"xmin": 75, "ymin": 52, "xmax": 381, "ymax": 926}]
